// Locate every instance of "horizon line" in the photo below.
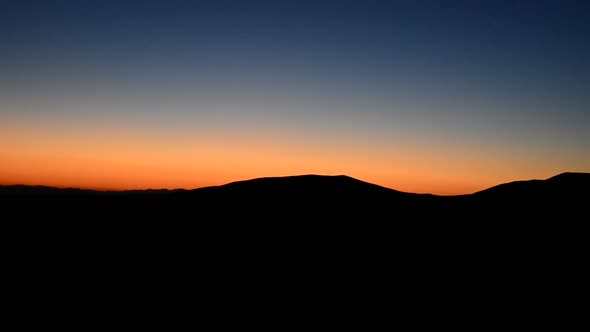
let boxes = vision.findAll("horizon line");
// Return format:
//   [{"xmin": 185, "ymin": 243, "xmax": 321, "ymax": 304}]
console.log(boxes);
[{"xmin": 1, "ymin": 171, "xmax": 586, "ymax": 196}]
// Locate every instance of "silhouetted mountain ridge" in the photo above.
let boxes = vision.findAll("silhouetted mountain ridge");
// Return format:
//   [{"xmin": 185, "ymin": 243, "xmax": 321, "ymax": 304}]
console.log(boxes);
[
  {"xmin": 191, "ymin": 174, "xmax": 408, "ymax": 203},
  {"xmin": 474, "ymin": 172, "xmax": 590, "ymax": 202},
  {"xmin": 3, "ymin": 172, "xmax": 587, "ymax": 197},
  {"xmin": 0, "ymin": 185, "xmax": 97, "ymax": 195},
  {"xmin": 1, "ymin": 172, "xmax": 587, "ymax": 253},
  {"xmin": 0, "ymin": 173, "xmax": 590, "ymax": 265},
  {"xmin": 0, "ymin": 185, "xmax": 185, "ymax": 195}
]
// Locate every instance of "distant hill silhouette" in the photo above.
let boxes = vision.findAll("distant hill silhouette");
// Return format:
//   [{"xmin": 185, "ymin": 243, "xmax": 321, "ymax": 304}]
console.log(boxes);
[
  {"xmin": 1, "ymin": 172, "xmax": 588, "ymax": 259},
  {"xmin": 475, "ymin": 172, "xmax": 590, "ymax": 197},
  {"xmin": 197, "ymin": 174, "xmax": 403, "ymax": 196}
]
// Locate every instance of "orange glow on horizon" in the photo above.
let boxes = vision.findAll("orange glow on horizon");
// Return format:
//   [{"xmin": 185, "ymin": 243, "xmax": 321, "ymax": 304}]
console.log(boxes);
[{"xmin": 0, "ymin": 120, "xmax": 583, "ymax": 195}]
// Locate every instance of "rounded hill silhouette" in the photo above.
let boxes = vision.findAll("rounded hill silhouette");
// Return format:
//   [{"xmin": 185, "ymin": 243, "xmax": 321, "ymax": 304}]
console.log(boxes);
[{"xmin": 1, "ymin": 172, "xmax": 588, "ymax": 257}]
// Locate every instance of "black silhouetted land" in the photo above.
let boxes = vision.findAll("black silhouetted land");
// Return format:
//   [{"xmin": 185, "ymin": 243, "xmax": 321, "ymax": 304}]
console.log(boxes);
[{"xmin": 1, "ymin": 172, "xmax": 588, "ymax": 259}]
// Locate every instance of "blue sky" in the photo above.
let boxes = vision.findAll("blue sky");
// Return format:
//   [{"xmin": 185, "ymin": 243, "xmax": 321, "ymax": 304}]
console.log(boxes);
[{"xmin": 1, "ymin": 0, "xmax": 589, "ymax": 193}]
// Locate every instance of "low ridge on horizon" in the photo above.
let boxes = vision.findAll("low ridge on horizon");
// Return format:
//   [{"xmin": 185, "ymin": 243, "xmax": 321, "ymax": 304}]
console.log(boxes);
[
  {"xmin": 474, "ymin": 171, "xmax": 590, "ymax": 195},
  {"xmin": 2, "ymin": 170, "xmax": 588, "ymax": 249},
  {"xmin": 1, "ymin": 172, "xmax": 588, "ymax": 196}
]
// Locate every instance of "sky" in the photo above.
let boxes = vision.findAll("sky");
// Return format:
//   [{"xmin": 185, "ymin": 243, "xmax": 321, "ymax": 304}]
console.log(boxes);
[{"xmin": 1, "ymin": 0, "xmax": 589, "ymax": 194}]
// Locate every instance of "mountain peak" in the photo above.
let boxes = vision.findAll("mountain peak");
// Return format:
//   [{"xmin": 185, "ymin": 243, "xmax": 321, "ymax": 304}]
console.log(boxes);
[
  {"xmin": 547, "ymin": 172, "xmax": 590, "ymax": 181},
  {"xmin": 221, "ymin": 174, "xmax": 368, "ymax": 186},
  {"xmin": 197, "ymin": 174, "xmax": 402, "ymax": 198}
]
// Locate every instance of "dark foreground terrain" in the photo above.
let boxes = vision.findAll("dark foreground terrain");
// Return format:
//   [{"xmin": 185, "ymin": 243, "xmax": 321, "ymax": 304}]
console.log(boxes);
[
  {"xmin": 2, "ymin": 172, "xmax": 587, "ymax": 256},
  {"xmin": 3, "ymin": 172, "xmax": 587, "ymax": 315}
]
